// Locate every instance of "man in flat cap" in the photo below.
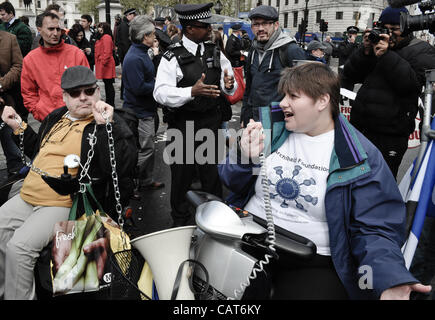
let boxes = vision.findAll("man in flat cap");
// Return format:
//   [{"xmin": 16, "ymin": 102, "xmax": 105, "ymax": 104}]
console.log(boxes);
[
  {"xmin": 241, "ymin": 5, "xmax": 305, "ymax": 126},
  {"xmin": 305, "ymin": 40, "xmax": 327, "ymax": 63},
  {"xmin": 115, "ymin": 8, "xmax": 137, "ymax": 100},
  {"xmin": 225, "ymin": 23, "xmax": 244, "ymax": 68},
  {"xmin": 0, "ymin": 65, "xmax": 137, "ymax": 299},
  {"xmin": 153, "ymin": 2, "xmax": 237, "ymax": 227}
]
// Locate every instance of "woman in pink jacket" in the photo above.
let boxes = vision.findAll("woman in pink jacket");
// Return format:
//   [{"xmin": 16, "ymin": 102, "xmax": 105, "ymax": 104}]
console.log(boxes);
[{"xmin": 95, "ymin": 22, "xmax": 116, "ymax": 107}]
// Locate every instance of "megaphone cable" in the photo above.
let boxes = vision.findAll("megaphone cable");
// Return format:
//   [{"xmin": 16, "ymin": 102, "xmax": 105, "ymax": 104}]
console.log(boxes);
[{"xmin": 230, "ymin": 151, "xmax": 277, "ymax": 300}]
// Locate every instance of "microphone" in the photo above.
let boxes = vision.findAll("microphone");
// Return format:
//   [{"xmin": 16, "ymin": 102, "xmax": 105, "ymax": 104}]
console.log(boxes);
[{"xmin": 387, "ymin": 0, "xmax": 420, "ymax": 7}]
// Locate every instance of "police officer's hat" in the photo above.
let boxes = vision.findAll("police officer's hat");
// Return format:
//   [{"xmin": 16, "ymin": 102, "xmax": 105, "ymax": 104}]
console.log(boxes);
[
  {"xmin": 124, "ymin": 8, "xmax": 136, "ymax": 16},
  {"xmin": 154, "ymin": 17, "xmax": 165, "ymax": 23},
  {"xmin": 347, "ymin": 26, "xmax": 359, "ymax": 34},
  {"xmin": 174, "ymin": 2, "xmax": 217, "ymax": 24},
  {"xmin": 231, "ymin": 23, "xmax": 242, "ymax": 31}
]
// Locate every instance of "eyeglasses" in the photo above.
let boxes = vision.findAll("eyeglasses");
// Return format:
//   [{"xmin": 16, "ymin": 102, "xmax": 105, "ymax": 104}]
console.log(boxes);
[
  {"xmin": 66, "ymin": 86, "xmax": 98, "ymax": 98},
  {"xmin": 251, "ymin": 21, "xmax": 274, "ymax": 28}
]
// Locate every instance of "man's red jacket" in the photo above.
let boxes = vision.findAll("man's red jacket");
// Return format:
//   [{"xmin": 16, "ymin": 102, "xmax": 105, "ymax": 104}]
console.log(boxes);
[{"xmin": 21, "ymin": 40, "xmax": 89, "ymax": 122}]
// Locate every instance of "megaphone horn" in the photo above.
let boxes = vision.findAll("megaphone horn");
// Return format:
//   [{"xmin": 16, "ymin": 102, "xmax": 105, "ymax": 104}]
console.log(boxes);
[{"xmin": 130, "ymin": 226, "xmax": 196, "ymax": 300}]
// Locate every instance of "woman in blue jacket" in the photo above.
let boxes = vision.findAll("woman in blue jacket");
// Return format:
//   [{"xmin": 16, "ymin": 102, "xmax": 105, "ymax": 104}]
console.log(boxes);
[{"xmin": 218, "ymin": 63, "xmax": 430, "ymax": 299}]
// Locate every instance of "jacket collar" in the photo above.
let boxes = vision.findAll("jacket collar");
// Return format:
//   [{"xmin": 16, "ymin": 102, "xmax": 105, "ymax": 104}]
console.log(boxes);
[
  {"xmin": 333, "ymin": 114, "xmax": 367, "ymax": 169},
  {"xmin": 39, "ymin": 38, "xmax": 65, "ymax": 51},
  {"xmin": 132, "ymin": 42, "xmax": 150, "ymax": 51},
  {"xmin": 259, "ymin": 105, "xmax": 368, "ymax": 171}
]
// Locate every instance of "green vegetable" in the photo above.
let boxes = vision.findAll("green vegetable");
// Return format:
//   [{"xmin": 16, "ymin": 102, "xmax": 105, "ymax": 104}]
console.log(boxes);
[
  {"xmin": 54, "ymin": 216, "xmax": 102, "ymax": 293},
  {"xmin": 84, "ymin": 260, "xmax": 99, "ymax": 290},
  {"xmin": 54, "ymin": 217, "xmax": 94, "ymax": 281}
]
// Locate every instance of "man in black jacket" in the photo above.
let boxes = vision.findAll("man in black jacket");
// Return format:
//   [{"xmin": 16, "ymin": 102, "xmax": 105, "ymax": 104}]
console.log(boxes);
[
  {"xmin": 343, "ymin": 6, "xmax": 435, "ymax": 178},
  {"xmin": 241, "ymin": 5, "xmax": 306, "ymax": 126},
  {"xmin": 116, "ymin": 8, "xmax": 137, "ymax": 100},
  {"xmin": 0, "ymin": 66, "xmax": 137, "ymax": 299},
  {"xmin": 225, "ymin": 23, "xmax": 244, "ymax": 68},
  {"xmin": 337, "ymin": 26, "xmax": 360, "ymax": 91}
]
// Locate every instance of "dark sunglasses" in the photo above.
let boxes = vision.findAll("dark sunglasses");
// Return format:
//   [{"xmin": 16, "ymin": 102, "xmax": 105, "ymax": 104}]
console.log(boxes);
[{"xmin": 66, "ymin": 86, "xmax": 98, "ymax": 98}]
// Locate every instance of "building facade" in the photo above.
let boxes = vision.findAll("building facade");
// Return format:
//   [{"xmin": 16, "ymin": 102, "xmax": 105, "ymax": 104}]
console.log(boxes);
[
  {"xmin": 251, "ymin": 0, "xmax": 390, "ymax": 35},
  {"xmin": 5, "ymin": 0, "xmax": 88, "ymax": 31}
]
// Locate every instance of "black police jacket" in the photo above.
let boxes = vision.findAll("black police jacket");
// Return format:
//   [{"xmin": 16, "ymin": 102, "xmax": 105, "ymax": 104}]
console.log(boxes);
[{"xmin": 162, "ymin": 41, "xmax": 223, "ymax": 128}]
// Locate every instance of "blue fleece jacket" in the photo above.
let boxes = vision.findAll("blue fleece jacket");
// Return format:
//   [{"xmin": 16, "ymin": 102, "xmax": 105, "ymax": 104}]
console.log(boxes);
[{"xmin": 122, "ymin": 43, "xmax": 157, "ymax": 118}]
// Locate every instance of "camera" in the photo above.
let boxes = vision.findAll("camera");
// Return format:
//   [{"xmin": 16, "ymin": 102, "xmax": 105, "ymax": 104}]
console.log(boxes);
[
  {"xmin": 396, "ymin": 0, "xmax": 435, "ymax": 34},
  {"xmin": 368, "ymin": 22, "xmax": 389, "ymax": 44}
]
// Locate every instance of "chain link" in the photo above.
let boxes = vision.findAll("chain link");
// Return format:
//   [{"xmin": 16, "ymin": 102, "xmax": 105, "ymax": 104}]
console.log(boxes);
[{"xmin": 101, "ymin": 111, "xmax": 127, "ymax": 249}]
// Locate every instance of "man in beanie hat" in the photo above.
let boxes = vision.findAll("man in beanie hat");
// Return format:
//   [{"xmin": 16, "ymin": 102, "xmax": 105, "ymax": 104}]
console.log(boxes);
[
  {"xmin": 0, "ymin": 65, "xmax": 137, "ymax": 299},
  {"xmin": 241, "ymin": 5, "xmax": 305, "ymax": 126},
  {"xmin": 343, "ymin": 6, "xmax": 435, "ymax": 178},
  {"xmin": 153, "ymin": 3, "xmax": 237, "ymax": 227}
]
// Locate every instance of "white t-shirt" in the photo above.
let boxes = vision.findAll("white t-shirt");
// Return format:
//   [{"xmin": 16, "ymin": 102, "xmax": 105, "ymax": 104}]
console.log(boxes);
[{"xmin": 245, "ymin": 130, "xmax": 334, "ymax": 256}]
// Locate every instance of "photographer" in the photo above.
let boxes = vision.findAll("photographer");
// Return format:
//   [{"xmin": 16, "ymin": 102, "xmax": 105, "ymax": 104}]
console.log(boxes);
[{"xmin": 343, "ymin": 6, "xmax": 435, "ymax": 179}]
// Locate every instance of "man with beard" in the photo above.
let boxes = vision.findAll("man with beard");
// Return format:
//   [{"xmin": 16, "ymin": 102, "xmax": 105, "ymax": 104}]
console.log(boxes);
[
  {"xmin": 343, "ymin": 6, "xmax": 435, "ymax": 178},
  {"xmin": 153, "ymin": 3, "xmax": 236, "ymax": 227},
  {"xmin": 241, "ymin": 5, "xmax": 306, "ymax": 127}
]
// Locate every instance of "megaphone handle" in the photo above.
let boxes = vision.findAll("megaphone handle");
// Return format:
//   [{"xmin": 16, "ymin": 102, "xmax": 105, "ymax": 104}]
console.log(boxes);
[{"xmin": 170, "ymin": 259, "xmax": 209, "ymax": 300}]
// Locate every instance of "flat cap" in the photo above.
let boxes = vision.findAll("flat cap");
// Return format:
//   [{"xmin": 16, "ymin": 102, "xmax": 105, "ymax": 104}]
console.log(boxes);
[
  {"xmin": 232, "ymin": 23, "xmax": 242, "ymax": 30},
  {"xmin": 61, "ymin": 66, "xmax": 97, "ymax": 90},
  {"xmin": 124, "ymin": 8, "xmax": 136, "ymax": 16},
  {"xmin": 307, "ymin": 40, "xmax": 327, "ymax": 51},
  {"xmin": 347, "ymin": 26, "xmax": 359, "ymax": 34},
  {"xmin": 248, "ymin": 5, "xmax": 278, "ymax": 21},
  {"xmin": 174, "ymin": 3, "xmax": 217, "ymax": 24}
]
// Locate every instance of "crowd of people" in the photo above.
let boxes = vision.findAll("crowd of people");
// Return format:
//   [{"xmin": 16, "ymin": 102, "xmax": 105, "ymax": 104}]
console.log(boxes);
[{"xmin": 0, "ymin": 0, "xmax": 434, "ymax": 301}]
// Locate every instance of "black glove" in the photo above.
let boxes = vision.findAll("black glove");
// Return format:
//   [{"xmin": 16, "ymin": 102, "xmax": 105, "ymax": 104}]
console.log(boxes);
[{"xmin": 42, "ymin": 175, "xmax": 80, "ymax": 196}]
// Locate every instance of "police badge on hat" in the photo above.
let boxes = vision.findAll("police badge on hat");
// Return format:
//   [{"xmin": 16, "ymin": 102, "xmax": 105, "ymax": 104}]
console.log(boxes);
[
  {"xmin": 347, "ymin": 26, "xmax": 359, "ymax": 34},
  {"xmin": 174, "ymin": 2, "xmax": 218, "ymax": 24}
]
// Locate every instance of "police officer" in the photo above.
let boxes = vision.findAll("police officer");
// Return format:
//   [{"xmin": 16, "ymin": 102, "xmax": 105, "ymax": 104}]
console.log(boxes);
[
  {"xmin": 337, "ymin": 26, "xmax": 360, "ymax": 91},
  {"xmin": 153, "ymin": 3, "xmax": 237, "ymax": 227},
  {"xmin": 225, "ymin": 23, "xmax": 244, "ymax": 68}
]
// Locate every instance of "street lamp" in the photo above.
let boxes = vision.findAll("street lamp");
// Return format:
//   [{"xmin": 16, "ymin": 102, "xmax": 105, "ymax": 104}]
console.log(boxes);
[
  {"xmin": 214, "ymin": 0, "xmax": 223, "ymax": 15},
  {"xmin": 303, "ymin": 0, "xmax": 309, "ymax": 46},
  {"xmin": 105, "ymin": 0, "xmax": 111, "ymax": 22}
]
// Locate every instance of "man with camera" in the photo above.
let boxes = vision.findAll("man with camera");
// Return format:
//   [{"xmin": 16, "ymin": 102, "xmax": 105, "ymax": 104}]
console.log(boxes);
[{"xmin": 343, "ymin": 6, "xmax": 435, "ymax": 179}]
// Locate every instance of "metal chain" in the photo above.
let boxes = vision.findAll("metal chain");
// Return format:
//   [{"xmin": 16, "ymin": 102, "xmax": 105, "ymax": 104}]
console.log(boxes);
[
  {"xmin": 101, "ymin": 111, "xmax": 127, "ymax": 249},
  {"xmin": 78, "ymin": 125, "xmax": 97, "ymax": 192}
]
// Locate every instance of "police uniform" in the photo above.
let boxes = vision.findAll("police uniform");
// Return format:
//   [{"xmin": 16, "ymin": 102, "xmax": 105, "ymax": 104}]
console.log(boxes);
[{"xmin": 153, "ymin": 3, "xmax": 237, "ymax": 226}]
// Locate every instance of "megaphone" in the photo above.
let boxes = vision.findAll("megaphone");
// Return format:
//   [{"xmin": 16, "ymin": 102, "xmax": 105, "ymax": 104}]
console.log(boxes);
[{"xmin": 130, "ymin": 226, "xmax": 196, "ymax": 300}]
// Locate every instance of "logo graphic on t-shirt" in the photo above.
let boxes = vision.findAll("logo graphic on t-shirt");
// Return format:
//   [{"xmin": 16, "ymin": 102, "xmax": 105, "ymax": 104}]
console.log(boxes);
[{"xmin": 269, "ymin": 165, "xmax": 318, "ymax": 212}]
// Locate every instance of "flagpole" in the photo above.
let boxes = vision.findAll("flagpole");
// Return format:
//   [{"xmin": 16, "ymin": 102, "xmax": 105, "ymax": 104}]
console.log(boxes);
[{"xmin": 411, "ymin": 70, "xmax": 435, "ymax": 186}]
